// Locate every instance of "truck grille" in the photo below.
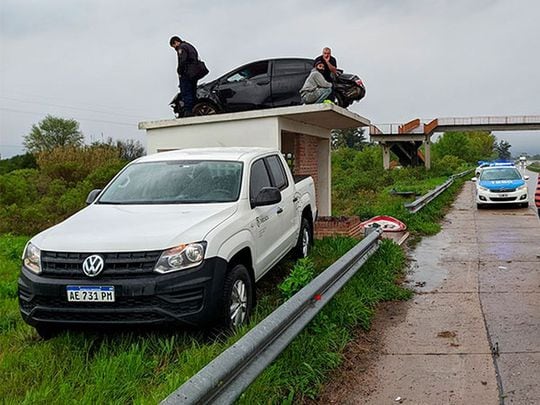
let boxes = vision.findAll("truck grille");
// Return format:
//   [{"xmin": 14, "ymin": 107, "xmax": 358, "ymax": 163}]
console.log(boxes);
[{"xmin": 41, "ymin": 250, "xmax": 162, "ymax": 278}]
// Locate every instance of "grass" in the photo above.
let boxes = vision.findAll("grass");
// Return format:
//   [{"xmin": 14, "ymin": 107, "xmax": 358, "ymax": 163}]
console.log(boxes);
[
  {"xmin": 527, "ymin": 162, "xmax": 540, "ymax": 173},
  {"xmin": 334, "ymin": 175, "xmax": 467, "ymax": 236},
  {"xmin": 0, "ymin": 168, "xmax": 466, "ymax": 403}
]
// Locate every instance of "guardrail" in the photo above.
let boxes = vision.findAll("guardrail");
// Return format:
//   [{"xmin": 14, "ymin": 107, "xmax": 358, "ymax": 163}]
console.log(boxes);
[
  {"xmin": 161, "ymin": 228, "xmax": 383, "ymax": 405},
  {"xmin": 404, "ymin": 169, "xmax": 474, "ymax": 213}
]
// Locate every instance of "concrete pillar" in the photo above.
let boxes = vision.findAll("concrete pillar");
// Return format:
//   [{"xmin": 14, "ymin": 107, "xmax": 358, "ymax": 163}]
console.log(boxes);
[
  {"xmin": 424, "ymin": 137, "xmax": 431, "ymax": 170},
  {"xmin": 382, "ymin": 144, "xmax": 391, "ymax": 170},
  {"xmin": 294, "ymin": 133, "xmax": 328, "ymax": 215},
  {"xmin": 317, "ymin": 137, "xmax": 331, "ymax": 216}
]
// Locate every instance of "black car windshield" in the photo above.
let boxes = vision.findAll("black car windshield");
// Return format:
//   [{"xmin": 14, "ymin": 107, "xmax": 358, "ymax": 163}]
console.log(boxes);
[
  {"xmin": 98, "ymin": 160, "xmax": 243, "ymax": 204},
  {"xmin": 480, "ymin": 167, "xmax": 521, "ymax": 181}
]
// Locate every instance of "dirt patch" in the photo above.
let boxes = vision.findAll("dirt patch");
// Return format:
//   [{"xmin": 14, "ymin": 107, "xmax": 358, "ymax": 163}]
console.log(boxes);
[{"xmin": 305, "ymin": 300, "xmax": 410, "ymax": 404}]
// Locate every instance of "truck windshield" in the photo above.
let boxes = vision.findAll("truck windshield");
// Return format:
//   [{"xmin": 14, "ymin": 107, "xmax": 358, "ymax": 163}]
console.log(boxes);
[{"xmin": 98, "ymin": 160, "xmax": 243, "ymax": 204}]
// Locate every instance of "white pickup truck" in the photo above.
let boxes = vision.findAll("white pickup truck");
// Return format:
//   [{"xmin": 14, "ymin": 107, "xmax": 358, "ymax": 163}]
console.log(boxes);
[{"xmin": 19, "ymin": 147, "xmax": 317, "ymax": 337}]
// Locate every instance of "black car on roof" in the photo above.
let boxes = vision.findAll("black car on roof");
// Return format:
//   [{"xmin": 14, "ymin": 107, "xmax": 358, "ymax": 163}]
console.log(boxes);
[{"xmin": 171, "ymin": 58, "xmax": 365, "ymax": 117}]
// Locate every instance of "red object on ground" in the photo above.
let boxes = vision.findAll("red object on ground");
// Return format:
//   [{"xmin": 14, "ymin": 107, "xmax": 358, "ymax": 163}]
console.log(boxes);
[
  {"xmin": 359, "ymin": 215, "xmax": 407, "ymax": 232},
  {"xmin": 535, "ymin": 174, "xmax": 540, "ymax": 210}
]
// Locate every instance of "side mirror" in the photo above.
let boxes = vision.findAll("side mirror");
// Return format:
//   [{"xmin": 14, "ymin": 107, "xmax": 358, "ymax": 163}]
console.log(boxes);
[
  {"xmin": 471, "ymin": 177, "xmax": 477, "ymax": 182},
  {"xmin": 86, "ymin": 189, "xmax": 102, "ymax": 205},
  {"xmin": 524, "ymin": 175, "xmax": 530, "ymax": 180},
  {"xmin": 252, "ymin": 187, "xmax": 281, "ymax": 208}
]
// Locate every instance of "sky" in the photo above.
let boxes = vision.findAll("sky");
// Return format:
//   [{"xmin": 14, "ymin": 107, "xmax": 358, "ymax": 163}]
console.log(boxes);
[{"xmin": 1, "ymin": 0, "xmax": 539, "ymax": 158}]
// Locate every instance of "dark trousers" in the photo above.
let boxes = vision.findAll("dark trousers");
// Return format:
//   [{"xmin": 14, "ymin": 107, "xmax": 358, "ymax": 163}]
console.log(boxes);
[{"xmin": 179, "ymin": 77, "xmax": 197, "ymax": 113}]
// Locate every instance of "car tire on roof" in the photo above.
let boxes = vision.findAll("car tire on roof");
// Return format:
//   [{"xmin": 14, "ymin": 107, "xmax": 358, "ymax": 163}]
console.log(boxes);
[{"xmin": 193, "ymin": 101, "xmax": 219, "ymax": 116}]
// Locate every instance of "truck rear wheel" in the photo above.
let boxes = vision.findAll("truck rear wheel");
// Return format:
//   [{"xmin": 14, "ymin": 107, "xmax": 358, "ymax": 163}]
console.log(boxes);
[
  {"xmin": 220, "ymin": 264, "xmax": 253, "ymax": 329},
  {"xmin": 295, "ymin": 218, "xmax": 312, "ymax": 259}
]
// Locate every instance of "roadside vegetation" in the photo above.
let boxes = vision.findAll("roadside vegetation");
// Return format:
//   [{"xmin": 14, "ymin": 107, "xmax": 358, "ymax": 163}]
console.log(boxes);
[
  {"xmin": 527, "ymin": 161, "xmax": 540, "ymax": 172},
  {"xmin": 0, "ymin": 119, "xmax": 496, "ymax": 403}
]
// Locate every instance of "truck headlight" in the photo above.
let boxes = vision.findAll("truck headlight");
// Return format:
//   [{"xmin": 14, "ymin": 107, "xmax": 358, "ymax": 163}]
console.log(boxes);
[
  {"xmin": 154, "ymin": 242, "xmax": 207, "ymax": 273},
  {"xmin": 517, "ymin": 184, "xmax": 527, "ymax": 191},
  {"xmin": 23, "ymin": 242, "xmax": 41, "ymax": 274}
]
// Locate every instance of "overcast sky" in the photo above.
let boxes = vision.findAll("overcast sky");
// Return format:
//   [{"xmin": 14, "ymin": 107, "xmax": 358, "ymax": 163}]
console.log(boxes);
[{"xmin": 1, "ymin": 0, "xmax": 539, "ymax": 158}]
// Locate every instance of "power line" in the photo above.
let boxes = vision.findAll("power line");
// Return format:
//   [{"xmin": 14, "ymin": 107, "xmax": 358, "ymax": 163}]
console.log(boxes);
[
  {"xmin": 1, "ymin": 90, "xmax": 151, "ymax": 116},
  {"xmin": 0, "ymin": 107, "xmax": 136, "ymax": 127},
  {"xmin": 0, "ymin": 95, "xmax": 143, "ymax": 119}
]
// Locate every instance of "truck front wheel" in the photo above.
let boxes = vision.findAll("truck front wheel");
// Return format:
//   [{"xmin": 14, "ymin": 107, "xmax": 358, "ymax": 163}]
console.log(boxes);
[
  {"xmin": 35, "ymin": 325, "xmax": 61, "ymax": 340},
  {"xmin": 220, "ymin": 264, "xmax": 253, "ymax": 329},
  {"xmin": 295, "ymin": 218, "xmax": 313, "ymax": 259}
]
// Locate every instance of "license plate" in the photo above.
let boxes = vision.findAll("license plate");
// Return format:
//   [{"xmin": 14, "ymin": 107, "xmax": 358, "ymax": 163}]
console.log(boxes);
[
  {"xmin": 67, "ymin": 286, "xmax": 115, "ymax": 302},
  {"xmin": 500, "ymin": 194, "xmax": 508, "ymax": 197}
]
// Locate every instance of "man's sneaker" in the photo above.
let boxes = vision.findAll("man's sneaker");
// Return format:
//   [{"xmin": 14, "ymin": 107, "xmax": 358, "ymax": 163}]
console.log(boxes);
[{"xmin": 323, "ymin": 99, "xmax": 334, "ymax": 104}]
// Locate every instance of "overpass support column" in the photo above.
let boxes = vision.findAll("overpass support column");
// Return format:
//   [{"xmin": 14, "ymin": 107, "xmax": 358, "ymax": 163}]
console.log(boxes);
[
  {"xmin": 382, "ymin": 144, "xmax": 391, "ymax": 170},
  {"xmin": 424, "ymin": 138, "xmax": 431, "ymax": 170}
]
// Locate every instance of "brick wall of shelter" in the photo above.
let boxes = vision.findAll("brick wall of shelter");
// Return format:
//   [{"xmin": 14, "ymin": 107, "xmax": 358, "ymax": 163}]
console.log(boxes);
[
  {"xmin": 294, "ymin": 134, "xmax": 320, "ymax": 204},
  {"xmin": 314, "ymin": 216, "xmax": 363, "ymax": 239}
]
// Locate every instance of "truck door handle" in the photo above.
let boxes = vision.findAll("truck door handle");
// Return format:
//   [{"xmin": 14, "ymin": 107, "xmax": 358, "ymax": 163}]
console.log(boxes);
[
  {"xmin": 293, "ymin": 197, "xmax": 298, "ymax": 202},
  {"xmin": 277, "ymin": 207, "xmax": 284, "ymax": 214}
]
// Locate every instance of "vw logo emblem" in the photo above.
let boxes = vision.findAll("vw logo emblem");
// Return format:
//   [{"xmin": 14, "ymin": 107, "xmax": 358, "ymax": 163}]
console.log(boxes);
[{"xmin": 82, "ymin": 255, "xmax": 105, "ymax": 277}]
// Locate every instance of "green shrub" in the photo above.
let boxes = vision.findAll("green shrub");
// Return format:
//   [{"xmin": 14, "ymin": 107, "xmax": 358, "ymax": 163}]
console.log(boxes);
[
  {"xmin": 279, "ymin": 258, "xmax": 316, "ymax": 299},
  {"xmin": 0, "ymin": 153, "xmax": 37, "ymax": 175},
  {"xmin": 0, "ymin": 169, "xmax": 40, "ymax": 206},
  {"xmin": 36, "ymin": 145, "xmax": 123, "ymax": 185},
  {"xmin": 0, "ymin": 145, "xmax": 127, "ymax": 235},
  {"xmin": 431, "ymin": 155, "xmax": 467, "ymax": 176}
]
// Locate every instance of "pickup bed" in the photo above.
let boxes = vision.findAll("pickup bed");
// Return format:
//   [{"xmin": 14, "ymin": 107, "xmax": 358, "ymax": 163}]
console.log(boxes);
[{"xmin": 19, "ymin": 147, "xmax": 317, "ymax": 337}]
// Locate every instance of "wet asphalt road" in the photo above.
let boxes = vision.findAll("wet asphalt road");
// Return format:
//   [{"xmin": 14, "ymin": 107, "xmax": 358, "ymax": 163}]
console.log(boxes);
[{"xmin": 347, "ymin": 174, "xmax": 540, "ymax": 404}]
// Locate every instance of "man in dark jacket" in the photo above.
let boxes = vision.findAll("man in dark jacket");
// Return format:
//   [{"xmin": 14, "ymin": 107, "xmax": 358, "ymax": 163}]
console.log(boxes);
[
  {"xmin": 170, "ymin": 36, "xmax": 200, "ymax": 116},
  {"xmin": 314, "ymin": 47, "xmax": 338, "ymax": 82}
]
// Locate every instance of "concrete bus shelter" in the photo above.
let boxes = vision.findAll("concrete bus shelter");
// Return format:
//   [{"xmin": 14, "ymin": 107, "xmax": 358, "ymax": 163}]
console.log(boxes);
[{"xmin": 139, "ymin": 104, "xmax": 370, "ymax": 216}]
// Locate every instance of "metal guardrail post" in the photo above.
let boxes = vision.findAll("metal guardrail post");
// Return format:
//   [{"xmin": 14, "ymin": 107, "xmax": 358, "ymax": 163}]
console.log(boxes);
[{"xmin": 161, "ymin": 228, "xmax": 383, "ymax": 405}]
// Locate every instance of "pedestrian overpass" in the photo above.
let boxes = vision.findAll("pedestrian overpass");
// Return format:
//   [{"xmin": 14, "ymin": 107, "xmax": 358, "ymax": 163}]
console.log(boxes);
[{"xmin": 370, "ymin": 115, "xmax": 540, "ymax": 169}]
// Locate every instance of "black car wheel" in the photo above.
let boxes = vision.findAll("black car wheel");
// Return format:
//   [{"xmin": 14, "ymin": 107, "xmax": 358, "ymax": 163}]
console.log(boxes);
[
  {"xmin": 335, "ymin": 94, "xmax": 350, "ymax": 109},
  {"xmin": 193, "ymin": 101, "xmax": 219, "ymax": 116},
  {"xmin": 294, "ymin": 218, "xmax": 312, "ymax": 259},
  {"xmin": 220, "ymin": 264, "xmax": 253, "ymax": 329}
]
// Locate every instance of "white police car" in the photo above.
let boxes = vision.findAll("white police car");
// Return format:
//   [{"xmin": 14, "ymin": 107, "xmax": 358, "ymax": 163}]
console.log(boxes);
[{"xmin": 472, "ymin": 166, "xmax": 529, "ymax": 209}]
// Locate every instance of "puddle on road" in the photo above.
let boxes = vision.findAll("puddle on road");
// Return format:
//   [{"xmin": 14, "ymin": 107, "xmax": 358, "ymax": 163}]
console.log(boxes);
[{"xmin": 406, "ymin": 235, "xmax": 449, "ymax": 292}]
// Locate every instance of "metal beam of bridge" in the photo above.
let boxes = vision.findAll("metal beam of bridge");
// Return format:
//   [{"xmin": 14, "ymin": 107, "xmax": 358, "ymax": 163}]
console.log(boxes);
[
  {"xmin": 370, "ymin": 115, "xmax": 540, "ymax": 137},
  {"xmin": 369, "ymin": 115, "xmax": 540, "ymax": 170}
]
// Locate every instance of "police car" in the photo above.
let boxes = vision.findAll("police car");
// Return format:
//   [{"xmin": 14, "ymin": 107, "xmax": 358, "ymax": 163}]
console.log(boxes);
[{"xmin": 472, "ymin": 166, "xmax": 529, "ymax": 209}]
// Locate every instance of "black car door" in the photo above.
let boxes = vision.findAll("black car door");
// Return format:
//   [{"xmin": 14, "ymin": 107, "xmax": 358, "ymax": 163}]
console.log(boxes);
[
  {"xmin": 213, "ymin": 61, "xmax": 272, "ymax": 112},
  {"xmin": 270, "ymin": 59, "xmax": 313, "ymax": 107}
]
